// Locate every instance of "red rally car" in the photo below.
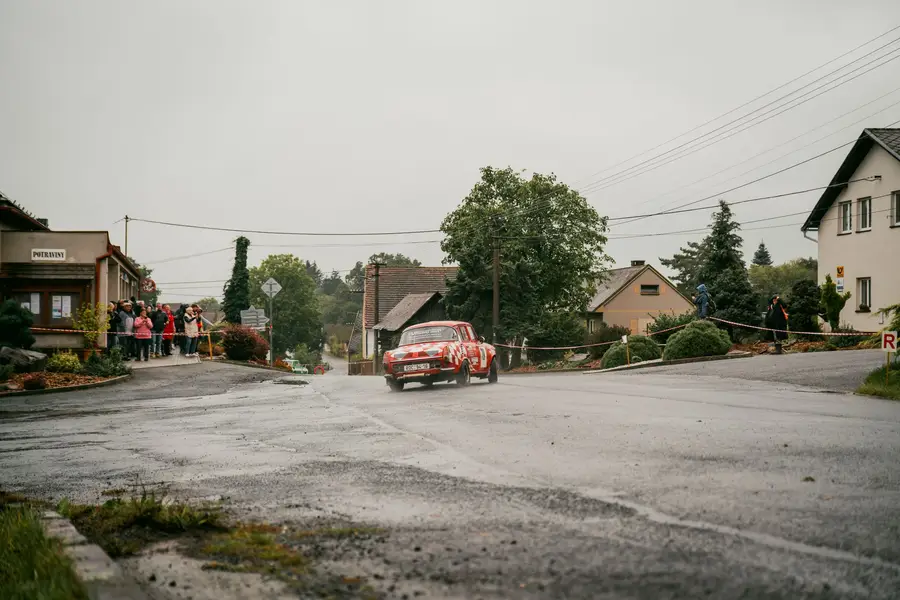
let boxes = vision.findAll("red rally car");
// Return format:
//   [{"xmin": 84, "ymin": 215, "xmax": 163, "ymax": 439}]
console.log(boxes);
[{"xmin": 383, "ymin": 321, "xmax": 498, "ymax": 391}]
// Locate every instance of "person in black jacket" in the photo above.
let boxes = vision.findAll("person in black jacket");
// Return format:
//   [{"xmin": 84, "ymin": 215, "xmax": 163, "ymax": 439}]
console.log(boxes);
[
  {"xmin": 151, "ymin": 304, "xmax": 168, "ymax": 358},
  {"xmin": 765, "ymin": 295, "xmax": 789, "ymax": 354},
  {"xmin": 174, "ymin": 304, "xmax": 187, "ymax": 354},
  {"xmin": 107, "ymin": 302, "xmax": 121, "ymax": 354}
]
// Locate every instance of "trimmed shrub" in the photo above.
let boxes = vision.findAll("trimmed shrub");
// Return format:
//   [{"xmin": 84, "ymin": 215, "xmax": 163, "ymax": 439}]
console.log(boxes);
[
  {"xmin": 647, "ymin": 311, "xmax": 696, "ymax": 345},
  {"xmin": 82, "ymin": 348, "xmax": 130, "ymax": 377},
  {"xmin": 0, "ymin": 299, "xmax": 36, "ymax": 349},
  {"xmin": 47, "ymin": 351, "xmax": 83, "ymax": 374},
  {"xmin": 586, "ymin": 324, "xmax": 631, "ymax": 360},
  {"xmin": 825, "ymin": 325, "xmax": 867, "ymax": 349},
  {"xmin": 221, "ymin": 325, "xmax": 269, "ymax": 361},
  {"xmin": 600, "ymin": 335, "xmax": 662, "ymax": 369},
  {"xmin": 23, "ymin": 374, "xmax": 47, "ymax": 390},
  {"xmin": 0, "ymin": 364, "xmax": 13, "ymax": 382},
  {"xmin": 662, "ymin": 320, "xmax": 732, "ymax": 361}
]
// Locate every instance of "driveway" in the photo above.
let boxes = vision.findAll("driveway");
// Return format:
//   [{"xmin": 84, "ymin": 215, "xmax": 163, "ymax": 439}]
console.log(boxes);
[{"xmin": 1, "ymin": 361, "xmax": 898, "ymax": 599}]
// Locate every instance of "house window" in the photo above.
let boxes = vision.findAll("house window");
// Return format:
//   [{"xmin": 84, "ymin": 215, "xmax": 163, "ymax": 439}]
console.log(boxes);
[
  {"xmin": 640, "ymin": 284, "xmax": 660, "ymax": 295},
  {"xmin": 892, "ymin": 191, "xmax": 900, "ymax": 226},
  {"xmin": 587, "ymin": 319, "xmax": 595, "ymax": 334},
  {"xmin": 9, "ymin": 291, "xmax": 80, "ymax": 327},
  {"xmin": 858, "ymin": 197, "xmax": 872, "ymax": 231},
  {"xmin": 839, "ymin": 201, "xmax": 852, "ymax": 233},
  {"xmin": 858, "ymin": 278, "xmax": 872, "ymax": 311}
]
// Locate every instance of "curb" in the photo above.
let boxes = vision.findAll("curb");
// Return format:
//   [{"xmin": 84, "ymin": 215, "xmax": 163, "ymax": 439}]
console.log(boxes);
[
  {"xmin": 502, "ymin": 368, "xmax": 588, "ymax": 375},
  {"xmin": 217, "ymin": 359, "xmax": 294, "ymax": 373},
  {"xmin": 0, "ymin": 373, "xmax": 133, "ymax": 398},
  {"xmin": 41, "ymin": 509, "xmax": 150, "ymax": 600},
  {"xmin": 583, "ymin": 351, "xmax": 753, "ymax": 374}
]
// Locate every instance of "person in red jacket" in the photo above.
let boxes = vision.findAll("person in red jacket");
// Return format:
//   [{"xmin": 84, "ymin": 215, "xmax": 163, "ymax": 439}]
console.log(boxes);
[{"xmin": 162, "ymin": 304, "xmax": 176, "ymax": 356}]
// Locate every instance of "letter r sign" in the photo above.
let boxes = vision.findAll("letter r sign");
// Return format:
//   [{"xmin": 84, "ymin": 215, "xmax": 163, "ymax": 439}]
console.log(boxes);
[{"xmin": 883, "ymin": 331, "xmax": 898, "ymax": 353}]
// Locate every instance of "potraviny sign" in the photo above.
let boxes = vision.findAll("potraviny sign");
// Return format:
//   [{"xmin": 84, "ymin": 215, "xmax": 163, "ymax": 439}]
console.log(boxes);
[{"xmin": 31, "ymin": 249, "xmax": 66, "ymax": 261}]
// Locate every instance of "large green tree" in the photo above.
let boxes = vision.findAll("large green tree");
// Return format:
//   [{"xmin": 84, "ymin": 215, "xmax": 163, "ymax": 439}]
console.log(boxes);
[
  {"xmin": 367, "ymin": 252, "xmax": 422, "ymax": 267},
  {"xmin": 697, "ymin": 201, "xmax": 759, "ymax": 337},
  {"xmin": 660, "ymin": 240, "xmax": 708, "ymax": 295},
  {"xmin": 441, "ymin": 166, "xmax": 609, "ymax": 345},
  {"xmin": 249, "ymin": 254, "xmax": 323, "ymax": 355},
  {"xmin": 749, "ymin": 258, "xmax": 818, "ymax": 312},
  {"xmin": 222, "ymin": 237, "xmax": 251, "ymax": 323}
]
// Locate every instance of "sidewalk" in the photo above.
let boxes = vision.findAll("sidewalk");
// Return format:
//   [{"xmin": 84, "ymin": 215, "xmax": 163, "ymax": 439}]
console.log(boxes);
[{"xmin": 129, "ymin": 352, "xmax": 200, "ymax": 370}]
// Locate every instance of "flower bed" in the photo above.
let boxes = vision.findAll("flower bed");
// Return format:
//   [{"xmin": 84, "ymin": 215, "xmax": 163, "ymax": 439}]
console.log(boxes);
[{"xmin": 2, "ymin": 371, "xmax": 119, "ymax": 393}]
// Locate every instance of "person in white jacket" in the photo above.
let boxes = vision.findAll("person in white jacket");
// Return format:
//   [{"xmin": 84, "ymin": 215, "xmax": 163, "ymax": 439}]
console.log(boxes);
[{"xmin": 183, "ymin": 307, "xmax": 200, "ymax": 357}]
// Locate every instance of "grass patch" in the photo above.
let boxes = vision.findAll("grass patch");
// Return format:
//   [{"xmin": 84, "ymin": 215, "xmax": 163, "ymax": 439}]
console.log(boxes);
[
  {"xmin": 0, "ymin": 504, "xmax": 88, "ymax": 600},
  {"xmin": 856, "ymin": 362, "xmax": 900, "ymax": 400},
  {"xmin": 56, "ymin": 490, "xmax": 224, "ymax": 558},
  {"xmin": 185, "ymin": 522, "xmax": 384, "ymax": 598}
]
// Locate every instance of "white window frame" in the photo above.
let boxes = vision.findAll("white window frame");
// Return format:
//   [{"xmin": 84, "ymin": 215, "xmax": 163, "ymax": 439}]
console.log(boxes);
[
  {"xmin": 857, "ymin": 197, "xmax": 872, "ymax": 231},
  {"xmin": 839, "ymin": 201, "xmax": 852, "ymax": 233},
  {"xmin": 587, "ymin": 319, "xmax": 595, "ymax": 334},
  {"xmin": 858, "ymin": 277, "xmax": 872, "ymax": 310},
  {"xmin": 892, "ymin": 191, "xmax": 900, "ymax": 227}
]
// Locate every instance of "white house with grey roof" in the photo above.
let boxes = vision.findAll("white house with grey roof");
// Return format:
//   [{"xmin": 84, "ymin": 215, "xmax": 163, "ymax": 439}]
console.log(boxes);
[{"xmin": 801, "ymin": 128, "xmax": 900, "ymax": 331}]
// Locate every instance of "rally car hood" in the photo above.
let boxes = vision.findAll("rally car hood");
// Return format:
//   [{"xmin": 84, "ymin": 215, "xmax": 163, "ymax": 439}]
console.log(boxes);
[{"xmin": 385, "ymin": 342, "xmax": 455, "ymax": 360}]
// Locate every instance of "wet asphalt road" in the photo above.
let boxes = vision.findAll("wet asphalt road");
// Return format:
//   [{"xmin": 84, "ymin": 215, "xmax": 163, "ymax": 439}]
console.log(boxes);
[{"xmin": 1, "ymin": 359, "xmax": 899, "ymax": 599}]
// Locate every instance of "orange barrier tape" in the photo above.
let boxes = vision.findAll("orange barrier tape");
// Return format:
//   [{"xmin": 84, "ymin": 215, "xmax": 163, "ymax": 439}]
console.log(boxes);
[
  {"xmin": 494, "ymin": 323, "xmax": 690, "ymax": 350},
  {"xmin": 710, "ymin": 317, "xmax": 878, "ymax": 336}
]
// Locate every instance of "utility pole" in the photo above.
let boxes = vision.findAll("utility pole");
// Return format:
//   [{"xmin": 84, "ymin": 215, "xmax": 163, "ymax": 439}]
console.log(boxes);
[
  {"xmin": 492, "ymin": 235, "xmax": 500, "ymax": 345},
  {"xmin": 373, "ymin": 262, "xmax": 383, "ymax": 373},
  {"xmin": 124, "ymin": 215, "xmax": 130, "ymax": 256},
  {"xmin": 268, "ymin": 294, "xmax": 274, "ymax": 367}
]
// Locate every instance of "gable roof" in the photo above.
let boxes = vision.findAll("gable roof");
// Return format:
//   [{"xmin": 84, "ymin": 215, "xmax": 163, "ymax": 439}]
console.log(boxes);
[
  {"xmin": 802, "ymin": 128, "xmax": 900, "ymax": 231},
  {"xmin": 373, "ymin": 292, "xmax": 441, "ymax": 332},
  {"xmin": 588, "ymin": 263, "xmax": 691, "ymax": 311},
  {"xmin": 0, "ymin": 193, "xmax": 51, "ymax": 231},
  {"xmin": 363, "ymin": 266, "xmax": 458, "ymax": 327}
]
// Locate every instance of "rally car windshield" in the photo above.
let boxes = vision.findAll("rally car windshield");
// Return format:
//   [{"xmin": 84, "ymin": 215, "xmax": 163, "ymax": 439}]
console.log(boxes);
[{"xmin": 399, "ymin": 326, "xmax": 459, "ymax": 346}]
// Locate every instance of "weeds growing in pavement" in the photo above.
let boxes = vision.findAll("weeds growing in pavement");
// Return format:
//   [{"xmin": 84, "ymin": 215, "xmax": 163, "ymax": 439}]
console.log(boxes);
[
  {"xmin": 0, "ymin": 503, "xmax": 88, "ymax": 600},
  {"xmin": 856, "ymin": 361, "xmax": 900, "ymax": 401},
  {"xmin": 56, "ymin": 488, "xmax": 224, "ymax": 557}
]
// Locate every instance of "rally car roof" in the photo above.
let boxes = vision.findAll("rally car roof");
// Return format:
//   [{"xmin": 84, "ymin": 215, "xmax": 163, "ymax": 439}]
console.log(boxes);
[{"xmin": 404, "ymin": 320, "xmax": 470, "ymax": 330}]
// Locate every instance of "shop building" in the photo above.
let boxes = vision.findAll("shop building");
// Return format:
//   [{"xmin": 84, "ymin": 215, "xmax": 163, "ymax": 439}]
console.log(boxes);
[{"xmin": 0, "ymin": 194, "xmax": 141, "ymax": 349}]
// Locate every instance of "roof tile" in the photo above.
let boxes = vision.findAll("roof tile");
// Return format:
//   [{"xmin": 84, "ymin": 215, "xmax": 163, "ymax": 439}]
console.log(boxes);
[{"xmin": 364, "ymin": 266, "xmax": 457, "ymax": 327}]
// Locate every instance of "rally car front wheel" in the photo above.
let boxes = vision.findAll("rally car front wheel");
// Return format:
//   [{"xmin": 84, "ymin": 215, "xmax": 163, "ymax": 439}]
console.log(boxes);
[
  {"xmin": 488, "ymin": 360, "xmax": 498, "ymax": 383},
  {"xmin": 387, "ymin": 380, "xmax": 404, "ymax": 392},
  {"xmin": 456, "ymin": 362, "xmax": 471, "ymax": 386}
]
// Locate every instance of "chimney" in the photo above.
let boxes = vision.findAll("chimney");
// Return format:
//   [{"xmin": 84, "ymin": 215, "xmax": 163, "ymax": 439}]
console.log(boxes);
[
  {"xmin": 631, "ymin": 260, "xmax": 645, "ymax": 267},
  {"xmin": 36, "ymin": 218, "xmax": 49, "ymax": 228}
]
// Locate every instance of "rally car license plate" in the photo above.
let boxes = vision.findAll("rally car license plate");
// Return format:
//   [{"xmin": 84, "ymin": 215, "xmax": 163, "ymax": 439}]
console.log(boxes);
[{"xmin": 404, "ymin": 363, "xmax": 430, "ymax": 372}]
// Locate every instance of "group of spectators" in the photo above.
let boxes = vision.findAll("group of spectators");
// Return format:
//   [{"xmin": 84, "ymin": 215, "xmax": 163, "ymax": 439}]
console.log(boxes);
[{"xmin": 106, "ymin": 298, "xmax": 206, "ymax": 361}]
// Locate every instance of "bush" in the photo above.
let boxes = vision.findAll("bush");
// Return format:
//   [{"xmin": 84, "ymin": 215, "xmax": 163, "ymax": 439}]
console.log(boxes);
[
  {"xmin": 600, "ymin": 335, "xmax": 662, "ymax": 369},
  {"xmin": 527, "ymin": 313, "xmax": 587, "ymax": 363},
  {"xmin": 82, "ymin": 348, "xmax": 130, "ymax": 378},
  {"xmin": 586, "ymin": 324, "xmax": 632, "ymax": 360},
  {"xmin": 47, "ymin": 351, "xmax": 83, "ymax": 373},
  {"xmin": 23, "ymin": 374, "xmax": 47, "ymax": 390},
  {"xmin": 293, "ymin": 343, "xmax": 322, "ymax": 368},
  {"xmin": 647, "ymin": 311, "xmax": 696, "ymax": 345},
  {"xmin": 0, "ymin": 364, "xmax": 13, "ymax": 382},
  {"xmin": 221, "ymin": 326, "xmax": 269, "ymax": 361},
  {"xmin": 662, "ymin": 319, "xmax": 732, "ymax": 361},
  {"xmin": 787, "ymin": 279, "xmax": 821, "ymax": 339},
  {"xmin": 825, "ymin": 324, "xmax": 867, "ymax": 349},
  {"xmin": 0, "ymin": 299, "xmax": 36, "ymax": 349}
]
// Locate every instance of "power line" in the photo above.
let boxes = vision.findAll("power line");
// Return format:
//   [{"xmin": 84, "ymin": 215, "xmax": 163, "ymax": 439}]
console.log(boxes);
[
  {"xmin": 580, "ymin": 46, "xmax": 900, "ymax": 194},
  {"xmin": 569, "ymin": 24, "xmax": 900, "ymax": 189},
  {"xmin": 618, "ymin": 89, "xmax": 900, "ymax": 218},
  {"xmin": 130, "ymin": 217, "xmax": 440, "ymax": 237},
  {"xmin": 576, "ymin": 34, "xmax": 900, "ymax": 194}
]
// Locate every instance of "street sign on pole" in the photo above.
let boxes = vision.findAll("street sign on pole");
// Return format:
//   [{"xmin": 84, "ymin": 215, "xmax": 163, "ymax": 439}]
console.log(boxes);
[
  {"xmin": 882, "ymin": 331, "xmax": 898, "ymax": 353},
  {"xmin": 240, "ymin": 307, "xmax": 269, "ymax": 328},
  {"xmin": 260, "ymin": 279, "xmax": 281, "ymax": 366},
  {"xmin": 261, "ymin": 278, "xmax": 282, "ymax": 298}
]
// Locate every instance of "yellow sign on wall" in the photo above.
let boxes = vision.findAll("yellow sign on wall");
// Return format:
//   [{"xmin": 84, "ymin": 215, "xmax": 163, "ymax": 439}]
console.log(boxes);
[{"xmin": 837, "ymin": 266, "xmax": 844, "ymax": 278}]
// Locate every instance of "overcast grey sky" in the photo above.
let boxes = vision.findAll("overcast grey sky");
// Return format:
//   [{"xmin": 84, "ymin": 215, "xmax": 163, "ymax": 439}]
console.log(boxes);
[{"xmin": 2, "ymin": 1, "xmax": 899, "ymax": 303}]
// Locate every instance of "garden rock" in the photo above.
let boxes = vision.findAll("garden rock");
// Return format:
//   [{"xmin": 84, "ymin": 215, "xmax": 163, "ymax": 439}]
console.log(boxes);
[{"xmin": 0, "ymin": 346, "xmax": 48, "ymax": 373}]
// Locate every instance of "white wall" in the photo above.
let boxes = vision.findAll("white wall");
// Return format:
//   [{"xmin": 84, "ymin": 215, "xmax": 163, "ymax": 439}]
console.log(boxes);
[{"xmin": 816, "ymin": 144, "xmax": 900, "ymax": 331}]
